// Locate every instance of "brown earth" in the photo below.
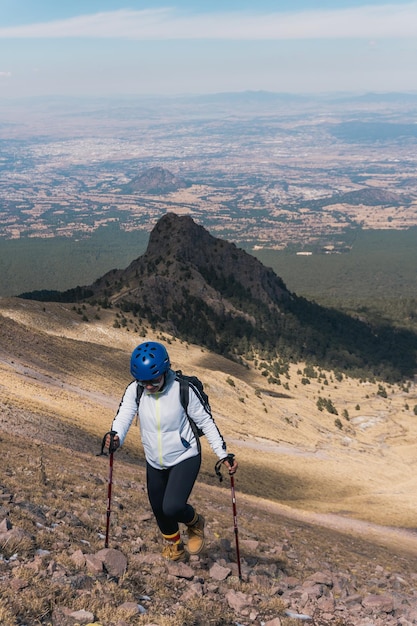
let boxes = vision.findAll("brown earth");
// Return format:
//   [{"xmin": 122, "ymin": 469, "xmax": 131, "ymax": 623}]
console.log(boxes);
[{"xmin": 2, "ymin": 296, "xmax": 417, "ymax": 624}]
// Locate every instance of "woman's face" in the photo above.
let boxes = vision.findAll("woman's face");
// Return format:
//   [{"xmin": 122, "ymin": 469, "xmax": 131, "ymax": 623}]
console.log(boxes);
[{"xmin": 141, "ymin": 374, "xmax": 165, "ymax": 394}]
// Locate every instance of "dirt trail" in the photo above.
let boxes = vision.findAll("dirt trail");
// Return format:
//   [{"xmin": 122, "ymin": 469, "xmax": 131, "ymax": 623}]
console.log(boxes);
[
  {"xmin": 0, "ymin": 351, "xmax": 116, "ymax": 409},
  {"xmin": 240, "ymin": 491, "xmax": 417, "ymax": 558},
  {"xmin": 228, "ymin": 436, "xmax": 329, "ymax": 459}
]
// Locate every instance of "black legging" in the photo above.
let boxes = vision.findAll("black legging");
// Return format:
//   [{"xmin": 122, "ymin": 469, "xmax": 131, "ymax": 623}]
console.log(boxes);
[{"xmin": 146, "ymin": 453, "xmax": 201, "ymax": 536}]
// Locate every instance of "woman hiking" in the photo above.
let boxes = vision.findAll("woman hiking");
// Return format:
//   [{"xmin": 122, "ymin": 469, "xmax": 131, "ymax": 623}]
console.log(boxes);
[{"xmin": 104, "ymin": 340, "xmax": 238, "ymax": 561}]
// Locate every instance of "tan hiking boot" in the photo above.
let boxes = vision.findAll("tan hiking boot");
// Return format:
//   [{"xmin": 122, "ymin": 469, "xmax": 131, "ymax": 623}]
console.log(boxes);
[
  {"xmin": 161, "ymin": 541, "xmax": 186, "ymax": 561},
  {"xmin": 186, "ymin": 514, "xmax": 205, "ymax": 554}
]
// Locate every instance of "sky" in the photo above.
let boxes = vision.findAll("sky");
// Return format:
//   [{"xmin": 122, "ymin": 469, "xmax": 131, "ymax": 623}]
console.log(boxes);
[{"xmin": 1, "ymin": 0, "xmax": 417, "ymax": 98}]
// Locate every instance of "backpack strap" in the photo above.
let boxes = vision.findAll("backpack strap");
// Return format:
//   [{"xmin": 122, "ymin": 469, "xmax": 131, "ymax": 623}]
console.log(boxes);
[
  {"xmin": 136, "ymin": 382, "xmax": 144, "ymax": 406},
  {"xmin": 178, "ymin": 375, "xmax": 190, "ymax": 414},
  {"xmin": 136, "ymin": 376, "xmax": 190, "ymax": 412},
  {"xmin": 176, "ymin": 370, "xmax": 205, "ymax": 440},
  {"xmin": 136, "ymin": 373, "xmax": 204, "ymax": 442}
]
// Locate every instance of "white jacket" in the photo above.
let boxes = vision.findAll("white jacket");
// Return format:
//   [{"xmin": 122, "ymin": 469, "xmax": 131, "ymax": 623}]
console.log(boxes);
[{"xmin": 111, "ymin": 369, "xmax": 227, "ymax": 469}]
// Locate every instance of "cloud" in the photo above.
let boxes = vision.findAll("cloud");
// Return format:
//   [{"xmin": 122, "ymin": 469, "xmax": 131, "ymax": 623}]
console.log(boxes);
[
  {"xmin": 0, "ymin": 71, "xmax": 12, "ymax": 77},
  {"xmin": 0, "ymin": 3, "xmax": 417, "ymax": 40}
]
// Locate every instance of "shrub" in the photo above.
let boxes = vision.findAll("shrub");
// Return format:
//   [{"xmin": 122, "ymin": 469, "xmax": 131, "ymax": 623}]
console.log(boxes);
[
  {"xmin": 317, "ymin": 397, "xmax": 338, "ymax": 415},
  {"xmin": 377, "ymin": 384, "xmax": 387, "ymax": 398}
]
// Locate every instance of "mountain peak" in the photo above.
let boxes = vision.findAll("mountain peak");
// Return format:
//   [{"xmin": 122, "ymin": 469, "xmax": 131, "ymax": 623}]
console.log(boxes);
[
  {"xmin": 19, "ymin": 213, "xmax": 417, "ymax": 381},
  {"xmin": 89, "ymin": 213, "xmax": 290, "ymax": 341},
  {"xmin": 145, "ymin": 212, "xmax": 289, "ymax": 304},
  {"xmin": 122, "ymin": 167, "xmax": 188, "ymax": 194}
]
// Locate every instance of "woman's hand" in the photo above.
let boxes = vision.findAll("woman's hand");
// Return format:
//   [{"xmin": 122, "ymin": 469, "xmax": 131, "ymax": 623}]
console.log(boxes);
[
  {"xmin": 223, "ymin": 454, "xmax": 238, "ymax": 475},
  {"xmin": 105, "ymin": 432, "xmax": 120, "ymax": 452}
]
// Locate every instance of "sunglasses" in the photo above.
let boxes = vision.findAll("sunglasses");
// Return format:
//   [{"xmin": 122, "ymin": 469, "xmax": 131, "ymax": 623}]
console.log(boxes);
[{"xmin": 137, "ymin": 374, "xmax": 164, "ymax": 388}]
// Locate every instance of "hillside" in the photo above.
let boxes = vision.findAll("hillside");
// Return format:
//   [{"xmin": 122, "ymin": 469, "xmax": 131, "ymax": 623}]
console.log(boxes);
[
  {"xmin": 121, "ymin": 167, "xmax": 188, "ymax": 194},
  {"xmin": 1, "ymin": 297, "xmax": 417, "ymax": 624},
  {"xmin": 20, "ymin": 213, "xmax": 417, "ymax": 382},
  {"xmin": 320, "ymin": 188, "xmax": 407, "ymax": 208}
]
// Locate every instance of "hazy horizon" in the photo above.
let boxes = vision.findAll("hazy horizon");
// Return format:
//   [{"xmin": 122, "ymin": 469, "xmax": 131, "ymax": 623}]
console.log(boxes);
[{"xmin": 1, "ymin": 1, "xmax": 417, "ymax": 98}]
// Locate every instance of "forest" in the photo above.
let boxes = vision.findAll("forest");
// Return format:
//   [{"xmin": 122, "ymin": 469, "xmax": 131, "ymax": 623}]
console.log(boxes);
[{"xmin": 252, "ymin": 227, "xmax": 417, "ymax": 333}]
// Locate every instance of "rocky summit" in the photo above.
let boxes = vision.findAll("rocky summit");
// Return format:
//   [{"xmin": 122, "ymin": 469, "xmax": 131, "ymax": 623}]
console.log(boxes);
[
  {"xmin": 19, "ymin": 212, "xmax": 417, "ymax": 381},
  {"xmin": 89, "ymin": 211, "xmax": 289, "ymax": 316},
  {"xmin": 78, "ymin": 213, "xmax": 416, "ymax": 381}
]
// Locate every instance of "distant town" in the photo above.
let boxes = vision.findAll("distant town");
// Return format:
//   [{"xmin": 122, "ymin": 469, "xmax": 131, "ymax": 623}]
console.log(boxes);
[{"xmin": 1, "ymin": 92, "xmax": 417, "ymax": 252}]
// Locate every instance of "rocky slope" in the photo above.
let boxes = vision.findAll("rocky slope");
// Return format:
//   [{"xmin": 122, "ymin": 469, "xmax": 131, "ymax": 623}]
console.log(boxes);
[
  {"xmin": 88, "ymin": 211, "xmax": 289, "ymax": 309},
  {"xmin": 2, "ymin": 297, "xmax": 417, "ymax": 625},
  {"xmin": 2, "ymin": 429, "xmax": 417, "ymax": 626}
]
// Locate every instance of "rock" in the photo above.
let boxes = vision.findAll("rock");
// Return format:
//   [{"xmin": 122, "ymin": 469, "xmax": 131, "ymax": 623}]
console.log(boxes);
[
  {"xmin": 0, "ymin": 517, "xmax": 12, "ymax": 532},
  {"xmin": 316, "ymin": 594, "xmax": 336, "ymax": 612},
  {"xmin": 0, "ymin": 527, "xmax": 32, "ymax": 543},
  {"xmin": 166, "ymin": 561, "xmax": 194, "ymax": 580},
  {"xmin": 181, "ymin": 582, "xmax": 204, "ymax": 601},
  {"xmin": 225, "ymin": 589, "xmax": 252, "ymax": 613},
  {"xmin": 70, "ymin": 549, "xmax": 86, "ymax": 568},
  {"xmin": 305, "ymin": 570, "xmax": 333, "ymax": 587},
  {"xmin": 10, "ymin": 578, "xmax": 29, "ymax": 591},
  {"xmin": 85, "ymin": 554, "xmax": 103, "ymax": 574},
  {"xmin": 362, "ymin": 593, "xmax": 395, "ymax": 613},
  {"xmin": 241, "ymin": 539, "xmax": 259, "ymax": 551},
  {"xmin": 51, "ymin": 607, "xmax": 76, "ymax": 626},
  {"xmin": 209, "ymin": 562, "xmax": 231, "ymax": 581},
  {"xmin": 69, "ymin": 609, "xmax": 95, "ymax": 624},
  {"xmin": 95, "ymin": 548, "xmax": 127, "ymax": 577},
  {"xmin": 118, "ymin": 601, "xmax": 143, "ymax": 614}
]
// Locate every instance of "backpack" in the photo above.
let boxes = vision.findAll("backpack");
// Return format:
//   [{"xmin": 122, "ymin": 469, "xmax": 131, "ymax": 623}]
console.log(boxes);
[{"xmin": 135, "ymin": 370, "xmax": 210, "ymax": 438}]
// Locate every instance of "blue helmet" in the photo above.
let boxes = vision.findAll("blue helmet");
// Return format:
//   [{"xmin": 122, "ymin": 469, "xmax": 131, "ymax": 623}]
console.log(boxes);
[{"xmin": 130, "ymin": 341, "xmax": 171, "ymax": 380}]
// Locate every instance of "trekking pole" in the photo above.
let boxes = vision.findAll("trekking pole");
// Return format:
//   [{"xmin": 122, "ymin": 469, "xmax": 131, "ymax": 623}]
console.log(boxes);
[
  {"xmin": 97, "ymin": 430, "xmax": 118, "ymax": 548},
  {"xmin": 215, "ymin": 454, "xmax": 242, "ymax": 580},
  {"xmin": 229, "ymin": 471, "xmax": 242, "ymax": 580}
]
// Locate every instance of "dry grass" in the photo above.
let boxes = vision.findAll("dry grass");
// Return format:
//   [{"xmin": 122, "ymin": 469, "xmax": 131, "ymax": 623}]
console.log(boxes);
[
  {"xmin": 0, "ymin": 299, "xmax": 417, "ymax": 626},
  {"xmin": 0, "ymin": 432, "xmax": 268, "ymax": 624},
  {"xmin": 1, "ymin": 427, "xmax": 417, "ymax": 625},
  {"xmin": 2, "ymin": 295, "xmax": 417, "ymax": 531},
  {"xmin": 0, "ymin": 602, "xmax": 18, "ymax": 626}
]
